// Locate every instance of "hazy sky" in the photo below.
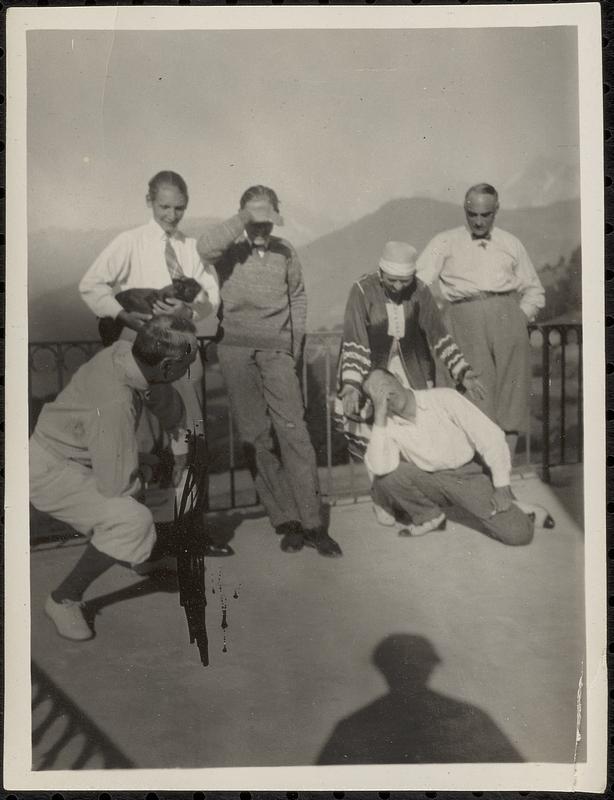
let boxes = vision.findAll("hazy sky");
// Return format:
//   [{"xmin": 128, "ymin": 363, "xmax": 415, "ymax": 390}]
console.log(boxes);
[{"xmin": 27, "ymin": 26, "xmax": 579, "ymax": 233}]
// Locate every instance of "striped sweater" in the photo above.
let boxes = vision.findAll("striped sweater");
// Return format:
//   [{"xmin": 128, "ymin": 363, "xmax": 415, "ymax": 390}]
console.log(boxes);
[
  {"xmin": 197, "ymin": 214, "xmax": 307, "ymax": 356},
  {"xmin": 340, "ymin": 273, "xmax": 470, "ymax": 390},
  {"xmin": 336, "ymin": 273, "xmax": 471, "ymax": 459}
]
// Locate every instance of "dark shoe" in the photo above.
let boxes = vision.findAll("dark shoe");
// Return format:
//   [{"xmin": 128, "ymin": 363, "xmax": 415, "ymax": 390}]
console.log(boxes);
[
  {"xmin": 205, "ymin": 541, "xmax": 235, "ymax": 557},
  {"xmin": 543, "ymin": 514, "xmax": 556, "ymax": 529},
  {"xmin": 303, "ymin": 528, "xmax": 343, "ymax": 557},
  {"xmin": 275, "ymin": 521, "xmax": 303, "ymax": 537},
  {"xmin": 280, "ymin": 530, "xmax": 304, "ymax": 553}
]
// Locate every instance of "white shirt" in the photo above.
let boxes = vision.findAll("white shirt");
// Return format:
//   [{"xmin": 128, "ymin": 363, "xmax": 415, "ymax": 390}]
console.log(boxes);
[
  {"xmin": 79, "ymin": 218, "xmax": 220, "ymax": 322},
  {"xmin": 365, "ymin": 388, "xmax": 511, "ymax": 488},
  {"xmin": 416, "ymin": 226, "xmax": 545, "ymax": 321}
]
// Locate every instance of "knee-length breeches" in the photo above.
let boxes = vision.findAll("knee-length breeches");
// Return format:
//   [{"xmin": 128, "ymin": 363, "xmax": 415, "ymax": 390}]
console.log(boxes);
[{"xmin": 29, "ymin": 438, "xmax": 156, "ymax": 565}]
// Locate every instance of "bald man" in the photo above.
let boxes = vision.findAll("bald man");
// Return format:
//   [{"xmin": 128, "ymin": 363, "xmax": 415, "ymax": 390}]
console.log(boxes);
[{"xmin": 416, "ymin": 184, "xmax": 545, "ymax": 461}]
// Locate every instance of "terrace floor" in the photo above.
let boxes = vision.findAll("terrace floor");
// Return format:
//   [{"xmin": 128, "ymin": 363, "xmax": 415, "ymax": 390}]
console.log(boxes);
[{"xmin": 30, "ymin": 466, "xmax": 585, "ymax": 770}]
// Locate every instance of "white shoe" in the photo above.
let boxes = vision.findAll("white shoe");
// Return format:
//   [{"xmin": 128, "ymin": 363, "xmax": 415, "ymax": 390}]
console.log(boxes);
[
  {"xmin": 44, "ymin": 595, "xmax": 93, "ymax": 641},
  {"xmin": 400, "ymin": 513, "xmax": 447, "ymax": 538},
  {"xmin": 372, "ymin": 503, "xmax": 396, "ymax": 527}
]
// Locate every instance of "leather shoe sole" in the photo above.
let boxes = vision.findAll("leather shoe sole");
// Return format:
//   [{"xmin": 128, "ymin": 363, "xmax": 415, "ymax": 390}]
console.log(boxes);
[{"xmin": 303, "ymin": 532, "xmax": 343, "ymax": 557}]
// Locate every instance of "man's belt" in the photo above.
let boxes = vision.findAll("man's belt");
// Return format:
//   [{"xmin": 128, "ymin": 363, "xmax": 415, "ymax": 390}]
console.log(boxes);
[{"xmin": 451, "ymin": 290, "xmax": 516, "ymax": 305}]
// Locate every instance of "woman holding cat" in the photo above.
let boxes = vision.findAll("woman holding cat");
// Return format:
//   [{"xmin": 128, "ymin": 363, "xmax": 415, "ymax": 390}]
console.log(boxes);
[
  {"xmin": 80, "ymin": 170, "xmax": 219, "ymax": 425},
  {"xmin": 79, "ymin": 171, "xmax": 225, "ymax": 551}
]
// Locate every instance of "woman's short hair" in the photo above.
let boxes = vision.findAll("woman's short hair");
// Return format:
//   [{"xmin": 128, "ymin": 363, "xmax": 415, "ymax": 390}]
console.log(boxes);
[
  {"xmin": 239, "ymin": 185, "xmax": 280, "ymax": 212},
  {"xmin": 147, "ymin": 171, "xmax": 189, "ymax": 203},
  {"xmin": 132, "ymin": 315, "xmax": 197, "ymax": 366}
]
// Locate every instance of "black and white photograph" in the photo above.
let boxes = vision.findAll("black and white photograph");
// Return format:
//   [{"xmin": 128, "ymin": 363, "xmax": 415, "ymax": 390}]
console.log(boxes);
[{"xmin": 4, "ymin": 4, "xmax": 607, "ymax": 792}]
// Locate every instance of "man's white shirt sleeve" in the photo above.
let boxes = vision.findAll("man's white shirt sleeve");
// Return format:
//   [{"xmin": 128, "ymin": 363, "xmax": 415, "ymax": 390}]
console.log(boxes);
[
  {"xmin": 364, "ymin": 423, "xmax": 401, "ymax": 477},
  {"xmin": 416, "ymin": 232, "xmax": 449, "ymax": 287},
  {"xmin": 441, "ymin": 391, "xmax": 511, "ymax": 487},
  {"xmin": 513, "ymin": 237, "xmax": 546, "ymax": 321}
]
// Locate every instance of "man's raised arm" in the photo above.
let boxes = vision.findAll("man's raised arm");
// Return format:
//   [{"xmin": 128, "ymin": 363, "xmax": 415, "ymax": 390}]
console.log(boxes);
[{"xmin": 196, "ymin": 210, "xmax": 251, "ymax": 264}]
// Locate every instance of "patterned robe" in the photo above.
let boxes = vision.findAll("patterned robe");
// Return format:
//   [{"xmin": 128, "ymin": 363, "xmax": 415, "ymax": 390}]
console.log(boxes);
[{"xmin": 335, "ymin": 273, "xmax": 471, "ymax": 459}]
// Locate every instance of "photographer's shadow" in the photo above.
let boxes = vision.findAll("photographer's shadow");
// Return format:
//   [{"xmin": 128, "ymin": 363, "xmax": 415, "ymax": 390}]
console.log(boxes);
[{"xmin": 317, "ymin": 633, "xmax": 523, "ymax": 764}]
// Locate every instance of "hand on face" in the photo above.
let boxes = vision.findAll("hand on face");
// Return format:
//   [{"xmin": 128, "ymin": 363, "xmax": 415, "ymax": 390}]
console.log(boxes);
[
  {"xmin": 243, "ymin": 198, "xmax": 283, "ymax": 226},
  {"xmin": 340, "ymin": 384, "xmax": 361, "ymax": 418},
  {"xmin": 368, "ymin": 382, "xmax": 392, "ymax": 424}
]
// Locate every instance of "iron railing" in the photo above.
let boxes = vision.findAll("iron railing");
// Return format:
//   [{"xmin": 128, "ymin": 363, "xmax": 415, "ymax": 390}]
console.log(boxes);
[
  {"xmin": 32, "ymin": 661, "xmax": 135, "ymax": 769},
  {"xmin": 28, "ymin": 324, "xmax": 583, "ymax": 513}
]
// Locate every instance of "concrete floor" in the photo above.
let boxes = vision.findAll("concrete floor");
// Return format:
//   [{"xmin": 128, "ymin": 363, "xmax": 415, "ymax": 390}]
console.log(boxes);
[{"xmin": 30, "ymin": 471, "xmax": 585, "ymax": 770}]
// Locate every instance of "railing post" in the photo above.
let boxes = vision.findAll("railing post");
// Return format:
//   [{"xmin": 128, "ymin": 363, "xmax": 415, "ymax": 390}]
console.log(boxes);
[
  {"xmin": 55, "ymin": 344, "xmax": 65, "ymax": 394},
  {"xmin": 199, "ymin": 338, "xmax": 211, "ymax": 512},
  {"xmin": 542, "ymin": 328, "xmax": 551, "ymax": 483},
  {"xmin": 302, "ymin": 347, "xmax": 309, "ymax": 407},
  {"xmin": 560, "ymin": 327, "xmax": 566, "ymax": 465},
  {"xmin": 577, "ymin": 325, "xmax": 583, "ymax": 463},
  {"xmin": 228, "ymin": 408, "xmax": 236, "ymax": 509},
  {"xmin": 324, "ymin": 343, "xmax": 333, "ymax": 498},
  {"xmin": 525, "ymin": 325, "xmax": 534, "ymax": 468}
]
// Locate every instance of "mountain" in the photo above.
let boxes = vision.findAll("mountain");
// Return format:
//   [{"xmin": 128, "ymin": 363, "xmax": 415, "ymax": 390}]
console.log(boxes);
[
  {"xmin": 427, "ymin": 157, "xmax": 581, "ymax": 211},
  {"xmin": 298, "ymin": 197, "xmax": 581, "ymax": 330},
  {"xmin": 500, "ymin": 156, "xmax": 580, "ymax": 209},
  {"xmin": 27, "ymin": 197, "xmax": 580, "ymax": 341},
  {"xmin": 27, "ymin": 203, "xmax": 339, "ymax": 341}
]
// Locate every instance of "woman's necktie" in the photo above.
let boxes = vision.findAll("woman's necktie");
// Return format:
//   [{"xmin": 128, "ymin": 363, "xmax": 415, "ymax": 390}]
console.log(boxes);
[{"xmin": 165, "ymin": 236, "xmax": 184, "ymax": 279}]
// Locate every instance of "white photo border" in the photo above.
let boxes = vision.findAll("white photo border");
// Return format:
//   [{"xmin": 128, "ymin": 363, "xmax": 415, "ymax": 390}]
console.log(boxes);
[{"xmin": 4, "ymin": 3, "xmax": 607, "ymax": 792}]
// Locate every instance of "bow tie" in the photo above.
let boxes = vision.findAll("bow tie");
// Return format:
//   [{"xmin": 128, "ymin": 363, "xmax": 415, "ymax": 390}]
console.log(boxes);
[{"xmin": 471, "ymin": 233, "xmax": 491, "ymax": 242}]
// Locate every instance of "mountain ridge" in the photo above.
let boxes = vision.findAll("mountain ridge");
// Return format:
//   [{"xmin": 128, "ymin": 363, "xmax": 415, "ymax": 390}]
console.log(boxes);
[
  {"xmin": 28, "ymin": 196, "xmax": 581, "ymax": 341},
  {"xmin": 299, "ymin": 196, "xmax": 581, "ymax": 330}
]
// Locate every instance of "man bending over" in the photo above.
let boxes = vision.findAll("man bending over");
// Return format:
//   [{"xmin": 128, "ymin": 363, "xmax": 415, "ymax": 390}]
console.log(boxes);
[
  {"xmin": 363, "ymin": 369, "xmax": 534, "ymax": 545},
  {"xmin": 30, "ymin": 316, "xmax": 199, "ymax": 640}
]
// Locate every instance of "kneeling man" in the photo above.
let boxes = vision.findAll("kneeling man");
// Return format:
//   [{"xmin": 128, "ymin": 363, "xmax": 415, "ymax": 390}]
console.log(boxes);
[{"xmin": 364, "ymin": 369, "xmax": 533, "ymax": 546}]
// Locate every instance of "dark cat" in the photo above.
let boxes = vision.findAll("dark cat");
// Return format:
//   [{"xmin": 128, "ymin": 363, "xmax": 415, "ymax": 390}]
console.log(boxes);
[{"xmin": 98, "ymin": 276, "xmax": 202, "ymax": 345}]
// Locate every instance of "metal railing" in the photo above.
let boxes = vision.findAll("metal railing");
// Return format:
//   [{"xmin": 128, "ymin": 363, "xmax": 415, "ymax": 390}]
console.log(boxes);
[
  {"xmin": 529, "ymin": 323, "xmax": 583, "ymax": 483},
  {"xmin": 28, "ymin": 324, "xmax": 583, "ymax": 513},
  {"xmin": 32, "ymin": 661, "xmax": 135, "ymax": 769}
]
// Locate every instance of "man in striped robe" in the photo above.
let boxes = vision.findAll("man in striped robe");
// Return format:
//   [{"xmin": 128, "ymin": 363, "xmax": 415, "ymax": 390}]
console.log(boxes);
[{"xmin": 335, "ymin": 241, "xmax": 484, "ymax": 523}]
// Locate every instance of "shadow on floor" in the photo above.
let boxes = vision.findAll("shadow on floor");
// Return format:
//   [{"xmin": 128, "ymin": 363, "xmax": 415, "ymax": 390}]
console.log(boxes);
[
  {"xmin": 316, "ymin": 633, "xmax": 523, "ymax": 765},
  {"xmin": 82, "ymin": 573, "xmax": 178, "ymax": 629},
  {"xmin": 204, "ymin": 508, "xmax": 269, "ymax": 547},
  {"xmin": 32, "ymin": 661, "xmax": 135, "ymax": 770}
]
